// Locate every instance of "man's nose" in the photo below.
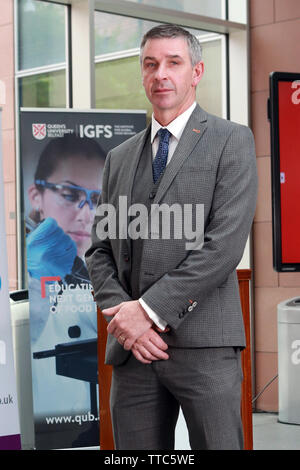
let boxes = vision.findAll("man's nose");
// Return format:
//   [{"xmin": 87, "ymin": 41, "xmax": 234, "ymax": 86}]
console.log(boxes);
[{"xmin": 154, "ymin": 63, "xmax": 168, "ymax": 80}]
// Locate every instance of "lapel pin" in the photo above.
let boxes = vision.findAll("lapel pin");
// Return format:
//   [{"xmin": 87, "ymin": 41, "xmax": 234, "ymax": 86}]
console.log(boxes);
[{"xmin": 192, "ymin": 129, "xmax": 201, "ymax": 134}]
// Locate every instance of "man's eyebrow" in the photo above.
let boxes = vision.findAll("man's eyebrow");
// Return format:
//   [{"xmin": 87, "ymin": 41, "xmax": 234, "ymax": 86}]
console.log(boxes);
[
  {"xmin": 143, "ymin": 54, "xmax": 183, "ymax": 62},
  {"xmin": 143, "ymin": 56, "xmax": 156, "ymax": 62},
  {"xmin": 166, "ymin": 54, "xmax": 183, "ymax": 59}
]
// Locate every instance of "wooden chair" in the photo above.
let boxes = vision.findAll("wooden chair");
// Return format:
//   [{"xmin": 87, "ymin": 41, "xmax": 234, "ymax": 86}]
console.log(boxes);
[{"xmin": 96, "ymin": 268, "xmax": 253, "ymax": 450}]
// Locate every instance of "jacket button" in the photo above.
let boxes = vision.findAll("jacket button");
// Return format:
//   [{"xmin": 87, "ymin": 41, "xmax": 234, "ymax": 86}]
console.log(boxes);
[
  {"xmin": 124, "ymin": 254, "xmax": 129, "ymax": 262},
  {"xmin": 149, "ymin": 192, "xmax": 156, "ymax": 199}
]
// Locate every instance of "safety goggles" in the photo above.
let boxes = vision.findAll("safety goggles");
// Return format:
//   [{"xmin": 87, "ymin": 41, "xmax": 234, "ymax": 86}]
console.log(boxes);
[{"xmin": 35, "ymin": 179, "xmax": 101, "ymax": 210}]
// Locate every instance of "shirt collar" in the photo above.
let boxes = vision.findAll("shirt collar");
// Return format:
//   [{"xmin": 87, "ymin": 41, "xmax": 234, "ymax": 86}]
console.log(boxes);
[{"xmin": 151, "ymin": 102, "xmax": 197, "ymax": 143}]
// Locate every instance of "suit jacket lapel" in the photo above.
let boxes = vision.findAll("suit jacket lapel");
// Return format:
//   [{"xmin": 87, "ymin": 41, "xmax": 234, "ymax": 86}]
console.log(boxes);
[
  {"xmin": 125, "ymin": 124, "xmax": 151, "ymax": 207},
  {"xmin": 154, "ymin": 104, "xmax": 208, "ymax": 205},
  {"xmin": 123, "ymin": 124, "xmax": 151, "ymax": 253}
]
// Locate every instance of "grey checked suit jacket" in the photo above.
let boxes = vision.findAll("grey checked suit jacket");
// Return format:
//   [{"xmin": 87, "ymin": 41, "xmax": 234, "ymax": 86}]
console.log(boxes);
[{"xmin": 85, "ymin": 105, "xmax": 258, "ymax": 366}]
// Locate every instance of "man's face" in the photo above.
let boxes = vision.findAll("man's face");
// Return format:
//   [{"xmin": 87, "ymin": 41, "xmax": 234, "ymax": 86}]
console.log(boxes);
[{"xmin": 141, "ymin": 36, "xmax": 204, "ymax": 122}]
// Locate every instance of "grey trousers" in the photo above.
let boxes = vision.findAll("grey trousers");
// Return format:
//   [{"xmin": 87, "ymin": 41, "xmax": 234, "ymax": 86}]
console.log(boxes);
[{"xmin": 110, "ymin": 346, "xmax": 244, "ymax": 450}]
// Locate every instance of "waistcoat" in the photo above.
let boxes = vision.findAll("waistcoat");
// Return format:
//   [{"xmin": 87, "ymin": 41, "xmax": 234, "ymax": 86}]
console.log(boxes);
[{"xmin": 130, "ymin": 133, "xmax": 164, "ymax": 299}]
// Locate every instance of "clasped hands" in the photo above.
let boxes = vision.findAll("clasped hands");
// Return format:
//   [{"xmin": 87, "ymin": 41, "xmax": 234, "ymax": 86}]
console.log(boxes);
[{"xmin": 102, "ymin": 300, "xmax": 169, "ymax": 364}]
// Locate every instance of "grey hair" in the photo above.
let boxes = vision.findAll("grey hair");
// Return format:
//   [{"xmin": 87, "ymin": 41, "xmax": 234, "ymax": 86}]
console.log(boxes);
[{"xmin": 140, "ymin": 24, "xmax": 202, "ymax": 67}]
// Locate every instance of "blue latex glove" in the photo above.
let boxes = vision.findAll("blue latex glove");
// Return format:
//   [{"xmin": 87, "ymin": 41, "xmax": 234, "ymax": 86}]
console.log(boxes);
[{"xmin": 26, "ymin": 217, "xmax": 77, "ymax": 280}]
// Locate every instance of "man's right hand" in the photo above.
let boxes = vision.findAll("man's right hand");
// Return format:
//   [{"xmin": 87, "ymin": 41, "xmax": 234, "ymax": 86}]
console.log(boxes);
[{"xmin": 131, "ymin": 328, "xmax": 169, "ymax": 364}]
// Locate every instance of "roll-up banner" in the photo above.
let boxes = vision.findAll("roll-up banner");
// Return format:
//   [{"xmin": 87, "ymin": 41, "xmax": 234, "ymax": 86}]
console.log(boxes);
[
  {"xmin": 0, "ymin": 110, "xmax": 21, "ymax": 450},
  {"xmin": 20, "ymin": 109, "xmax": 146, "ymax": 449}
]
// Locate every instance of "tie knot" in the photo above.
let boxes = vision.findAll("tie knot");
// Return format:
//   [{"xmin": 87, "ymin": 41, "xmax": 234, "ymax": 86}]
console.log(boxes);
[{"xmin": 158, "ymin": 128, "xmax": 171, "ymax": 143}]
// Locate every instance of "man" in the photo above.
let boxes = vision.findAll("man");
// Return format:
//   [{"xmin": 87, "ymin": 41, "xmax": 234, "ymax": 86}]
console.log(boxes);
[{"xmin": 85, "ymin": 24, "xmax": 257, "ymax": 450}]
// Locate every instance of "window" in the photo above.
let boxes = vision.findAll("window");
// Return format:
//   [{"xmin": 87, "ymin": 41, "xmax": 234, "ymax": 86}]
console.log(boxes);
[
  {"xmin": 18, "ymin": 0, "xmax": 66, "ymax": 70},
  {"xmin": 18, "ymin": 70, "xmax": 67, "ymax": 108},
  {"xmin": 95, "ymin": 12, "xmax": 227, "ymax": 121},
  {"xmin": 17, "ymin": 0, "xmax": 69, "ymax": 108},
  {"xmin": 123, "ymin": 0, "xmax": 227, "ymax": 19}
]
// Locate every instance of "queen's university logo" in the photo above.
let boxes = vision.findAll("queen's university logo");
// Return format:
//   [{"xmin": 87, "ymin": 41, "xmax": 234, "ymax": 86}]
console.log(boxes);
[{"xmin": 32, "ymin": 123, "xmax": 47, "ymax": 140}]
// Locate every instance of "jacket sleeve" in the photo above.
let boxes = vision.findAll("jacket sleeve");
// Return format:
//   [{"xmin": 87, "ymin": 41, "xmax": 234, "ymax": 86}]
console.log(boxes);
[
  {"xmin": 85, "ymin": 151, "xmax": 131, "ymax": 311},
  {"xmin": 141, "ymin": 125, "xmax": 258, "ymax": 330}
]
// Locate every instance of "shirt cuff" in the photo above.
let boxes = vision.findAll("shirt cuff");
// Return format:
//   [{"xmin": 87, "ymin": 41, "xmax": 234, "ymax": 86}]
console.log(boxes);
[{"xmin": 139, "ymin": 298, "xmax": 168, "ymax": 331}]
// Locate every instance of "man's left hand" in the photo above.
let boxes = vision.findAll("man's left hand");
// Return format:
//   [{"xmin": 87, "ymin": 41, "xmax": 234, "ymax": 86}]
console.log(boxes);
[
  {"xmin": 131, "ymin": 328, "xmax": 169, "ymax": 364},
  {"xmin": 103, "ymin": 300, "xmax": 153, "ymax": 350}
]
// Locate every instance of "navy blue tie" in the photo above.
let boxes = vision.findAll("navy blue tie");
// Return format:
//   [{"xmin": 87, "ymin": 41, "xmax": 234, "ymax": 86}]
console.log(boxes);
[{"xmin": 153, "ymin": 128, "xmax": 171, "ymax": 183}]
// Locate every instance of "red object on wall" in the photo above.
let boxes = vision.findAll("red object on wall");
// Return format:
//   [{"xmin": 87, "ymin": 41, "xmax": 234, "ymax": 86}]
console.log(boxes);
[{"xmin": 278, "ymin": 80, "xmax": 300, "ymax": 263}]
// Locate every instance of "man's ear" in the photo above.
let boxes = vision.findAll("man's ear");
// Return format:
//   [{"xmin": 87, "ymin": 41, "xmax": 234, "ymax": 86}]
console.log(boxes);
[
  {"xmin": 28, "ymin": 183, "xmax": 43, "ymax": 213},
  {"xmin": 192, "ymin": 61, "xmax": 204, "ymax": 87}
]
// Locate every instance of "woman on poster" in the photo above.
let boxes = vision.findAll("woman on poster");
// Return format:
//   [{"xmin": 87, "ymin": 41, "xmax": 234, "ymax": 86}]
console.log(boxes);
[{"xmin": 26, "ymin": 134, "xmax": 105, "ymax": 445}]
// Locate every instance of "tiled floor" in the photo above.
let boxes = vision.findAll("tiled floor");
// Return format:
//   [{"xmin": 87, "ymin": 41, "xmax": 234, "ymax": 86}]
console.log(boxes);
[
  {"xmin": 174, "ymin": 411, "xmax": 300, "ymax": 450},
  {"xmin": 253, "ymin": 412, "xmax": 300, "ymax": 450}
]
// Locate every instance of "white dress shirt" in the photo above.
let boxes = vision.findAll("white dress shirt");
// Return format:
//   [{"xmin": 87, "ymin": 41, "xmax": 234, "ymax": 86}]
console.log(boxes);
[{"xmin": 139, "ymin": 102, "xmax": 197, "ymax": 330}]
